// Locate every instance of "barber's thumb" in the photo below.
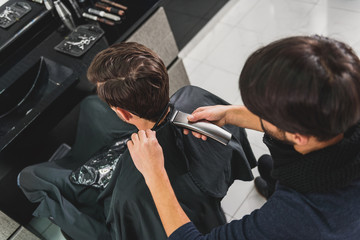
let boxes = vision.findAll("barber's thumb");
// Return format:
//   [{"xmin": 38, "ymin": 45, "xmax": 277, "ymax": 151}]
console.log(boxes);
[{"xmin": 188, "ymin": 114, "xmax": 195, "ymax": 121}]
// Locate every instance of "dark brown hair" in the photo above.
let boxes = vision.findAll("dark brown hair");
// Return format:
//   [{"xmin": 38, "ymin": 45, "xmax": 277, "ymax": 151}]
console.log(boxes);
[
  {"xmin": 240, "ymin": 36, "xmax": 360, "ymax": 140},
  {"xmin": 87, "ymin": 42, "xmax": 169, "ymax": 122}
]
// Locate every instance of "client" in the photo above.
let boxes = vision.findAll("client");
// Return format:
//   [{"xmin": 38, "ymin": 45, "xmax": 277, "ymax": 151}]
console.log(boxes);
[{"xmin": 18, "ymin": 42, "xmax": 256, "ymax": 240}]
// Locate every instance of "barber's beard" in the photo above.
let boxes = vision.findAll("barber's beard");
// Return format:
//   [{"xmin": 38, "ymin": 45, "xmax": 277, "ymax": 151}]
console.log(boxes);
[{"xmin": 260, "ymin": 120, "xmax": 295, "ymax": 146}]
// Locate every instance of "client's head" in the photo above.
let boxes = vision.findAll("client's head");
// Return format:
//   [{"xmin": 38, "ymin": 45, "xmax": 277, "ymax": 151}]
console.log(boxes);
[
  {"xmin": 240, "ymin": 35, "xmax": 360, "ymax": 143},
  {"xmin": 87, "ymin": 42, "xmax": 169, "ymax": 125}
]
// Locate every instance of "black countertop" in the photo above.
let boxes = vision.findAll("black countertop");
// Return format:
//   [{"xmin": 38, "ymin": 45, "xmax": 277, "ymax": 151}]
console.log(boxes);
[
  {"xmin": 0, "ymin": 0, "xmax": 163, "ymax": 75},
  {"xmin": 0, "ymin": 0, "xmax": 164, "ymax": 152}
]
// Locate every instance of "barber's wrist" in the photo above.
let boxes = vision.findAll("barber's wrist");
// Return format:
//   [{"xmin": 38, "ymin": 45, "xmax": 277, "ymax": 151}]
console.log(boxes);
[
  {"xmin": 144, "ymin": 168, "xmax": 169, "ymax": 187},
  {"xmin": 225, "ymin": 105, "xmax": 243, "ymax": 126}
]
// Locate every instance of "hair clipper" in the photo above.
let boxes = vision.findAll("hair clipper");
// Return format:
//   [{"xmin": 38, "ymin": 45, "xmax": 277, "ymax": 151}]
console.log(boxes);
[{"xmin": 170, "ymin": 110, "xmax": 232, "ymax": 145}]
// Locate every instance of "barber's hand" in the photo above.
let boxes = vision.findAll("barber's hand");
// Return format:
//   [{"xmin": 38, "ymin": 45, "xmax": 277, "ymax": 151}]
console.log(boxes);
[
  {"xmin": 184, "ymin": 105, "xmax": 229, "ymax": 140},
  {"xmin": 127, "ymin": 129, "xmax": 165, "ymax": 179}
]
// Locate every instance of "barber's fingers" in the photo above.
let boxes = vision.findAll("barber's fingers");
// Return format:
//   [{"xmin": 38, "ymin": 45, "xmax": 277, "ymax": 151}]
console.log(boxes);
[
  {"xmin": 131, "ymin": 132, "xmax": 140, "ymax": 143},
  {"xmin": 191, "ymin": 106, "xmax": 208, "ymax": 115},
  {"xmin": 188, "ymin": 107, "xmax": 208, "ymax": 122},
  {"xmin": 129, "ymin": 130, "xmax": 157, "ymax": 145},
  {"xmin": 127, "ymin": 138, "xmax": 134, "ymax": 149},
  {"xmin": 138, "ymin": 130, "xmax": 147, "ymax": 142},
  {"xmin": 138, "ymin": 129, "xmax": 157, "ymax": 141},
  {"xmin": 183, "ymin": 128, "xmax": 207, "ymax": 141},
  {"xmin": 192, "ymin": 131, "xmax": 207, "ymax": 141},
  {"xmin": 127, "ymin": 133, "xmax": 138, "ymax": 152},
  {"xmin": 145, "ymin": 129, "xmax": 156, "ymax": 139},
  {"xmin": 191, "ymin": 131, "xmax": 201, "ymax": 138}
]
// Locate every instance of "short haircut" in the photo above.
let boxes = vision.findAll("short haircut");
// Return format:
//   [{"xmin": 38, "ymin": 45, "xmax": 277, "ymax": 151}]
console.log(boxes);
[
  {"xmin": 240, "ymin": 36, "xmax": 360, "ymax": 140},
  {"xmin": 87, "ymin": 42, "xmax": 169, "ymax": 122}
]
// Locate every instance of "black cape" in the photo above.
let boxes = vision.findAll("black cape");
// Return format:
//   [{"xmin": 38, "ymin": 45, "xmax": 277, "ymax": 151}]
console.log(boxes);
[{"xmin": 18, "ymin": 86, "xmax": 256, "ymax": 240}]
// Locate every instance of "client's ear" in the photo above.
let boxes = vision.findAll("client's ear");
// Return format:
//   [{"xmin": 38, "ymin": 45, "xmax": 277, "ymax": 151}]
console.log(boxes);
[
  {"xmin": 112, "ymin": 107, "xmax": 133, "ymax": 121},
  {"xmin": 286, "ymin": 132, "xmax": 310, "ymax": 146}
]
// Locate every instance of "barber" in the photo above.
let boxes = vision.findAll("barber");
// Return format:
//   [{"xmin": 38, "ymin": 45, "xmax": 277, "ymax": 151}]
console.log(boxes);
[{"xmin": 127, "ymin": 36, "xmax": 360, "ymax": 240}]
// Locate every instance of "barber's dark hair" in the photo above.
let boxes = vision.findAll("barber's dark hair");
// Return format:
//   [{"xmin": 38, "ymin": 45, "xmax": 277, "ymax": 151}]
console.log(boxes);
[
  {"xmin": 87, "ymin": 42, "xmax": 169, "ymax": 122},
  {"xmin": 240, "ymin": 35, "xmax": 360, "ymax": 140}
]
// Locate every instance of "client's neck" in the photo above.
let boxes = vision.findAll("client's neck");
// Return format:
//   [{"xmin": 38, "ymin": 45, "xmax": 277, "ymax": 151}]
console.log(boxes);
[{"xmin": 135, "ymin": 107, "xmax": 170, "ymax": 130}]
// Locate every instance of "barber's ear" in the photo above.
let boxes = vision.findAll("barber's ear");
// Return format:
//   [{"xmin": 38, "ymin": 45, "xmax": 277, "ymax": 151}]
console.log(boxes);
[
  {"xmin": 286, "ymin": 132, "xmax": 310, "ymax": 146},
  {"xmin": 112, "ymin": 107, "xmax": 133, "ymax": 121}
]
